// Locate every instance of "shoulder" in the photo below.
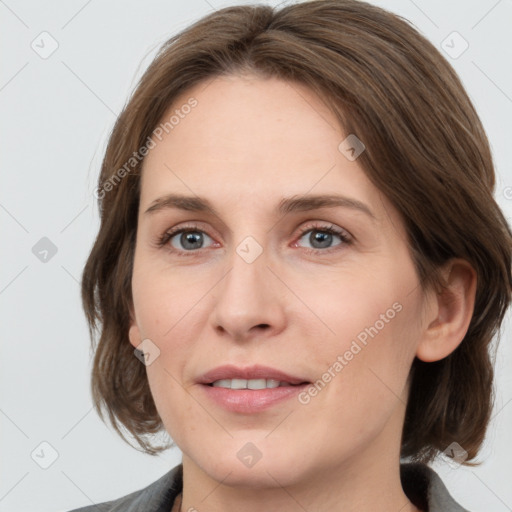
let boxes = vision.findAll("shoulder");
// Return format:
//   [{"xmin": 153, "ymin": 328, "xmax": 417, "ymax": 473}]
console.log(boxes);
[
  {"xmin": 65, "ymin": 464, "xmax": 183, "ymax": 512},
  {"xmin": 400, "ymin": 462, "xmax": 470, "ymax": 512}
]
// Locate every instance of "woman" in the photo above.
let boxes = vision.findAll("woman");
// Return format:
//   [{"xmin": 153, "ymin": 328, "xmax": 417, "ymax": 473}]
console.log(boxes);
[{"xmin": 73, "ymin": 0, "xmax": 512, "ymax": 510}]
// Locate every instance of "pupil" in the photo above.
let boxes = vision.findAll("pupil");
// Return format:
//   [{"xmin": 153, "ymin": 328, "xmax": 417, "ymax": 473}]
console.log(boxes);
[{"xmin": 312, "ymin": 231, "xmax": 331, "ymax": 248}]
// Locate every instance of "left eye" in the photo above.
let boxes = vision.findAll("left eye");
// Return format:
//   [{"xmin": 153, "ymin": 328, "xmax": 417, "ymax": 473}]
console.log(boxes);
[{"xmin": 295, "ymin": 226, "xmax": 350, "ymax": 251}]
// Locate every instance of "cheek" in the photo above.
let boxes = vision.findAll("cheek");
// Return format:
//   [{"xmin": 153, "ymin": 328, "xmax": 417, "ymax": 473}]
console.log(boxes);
[
  {"xmin": 335, "ymin": 292, "xmax": 422, "ymax": 413},
  {"xmin": 303, "ymin": 298, "xmax": 420, "ymax": 447},
  {"xmin": 307, "ymin": 260, "xmax": 423, "ymax": 398},
  {"xmin": 144, "ymin": 363, "xmax": 196, "ymax": 446},
  {"xmin": 130, "ymin": 260, "xmax": 211, "ymax": 429},
  {"xmin": 299, "ymin": 269, "xmax": 404, "ymax": 352},
  {"xmin": 131, "ymin": 259, "xmax": 202, "ymax": 337}
]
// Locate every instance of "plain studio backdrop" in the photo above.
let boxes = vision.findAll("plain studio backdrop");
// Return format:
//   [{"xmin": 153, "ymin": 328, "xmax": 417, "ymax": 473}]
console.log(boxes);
[{"xmin": 1, "ymin": 0, "xmax": 511, "ymax": 511}]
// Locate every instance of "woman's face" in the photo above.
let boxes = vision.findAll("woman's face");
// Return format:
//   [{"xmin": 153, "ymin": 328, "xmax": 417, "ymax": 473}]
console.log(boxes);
[{"xmin": 129, "ymin": 74, "xmax": 432, "ymax": 487}]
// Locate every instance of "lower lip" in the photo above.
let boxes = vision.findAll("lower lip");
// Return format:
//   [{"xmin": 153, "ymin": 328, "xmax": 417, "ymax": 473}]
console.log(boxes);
[{"xmin": 200, "ymin": 383, "xmax": 309, "ymax": 413}]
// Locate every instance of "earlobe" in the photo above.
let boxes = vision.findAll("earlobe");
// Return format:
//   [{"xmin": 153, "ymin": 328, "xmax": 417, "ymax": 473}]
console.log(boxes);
[{"xmin": 416, "ymin": 258, "xmax": 477, "ymax": 362}]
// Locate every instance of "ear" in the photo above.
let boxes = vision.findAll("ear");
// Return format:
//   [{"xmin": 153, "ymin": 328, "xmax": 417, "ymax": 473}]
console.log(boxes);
[
  {"xmin": 416, "ymin": 258, "xmax": 477, "ymax": 362},
  {"xmin": 127, "ymin": 302, "xmax": 142, "ymax": 349}
]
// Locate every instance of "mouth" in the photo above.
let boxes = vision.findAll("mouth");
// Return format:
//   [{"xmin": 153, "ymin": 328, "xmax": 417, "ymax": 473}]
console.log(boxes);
[
  {"xmin": 198, "ymin": 364, "xmax": 310, "ymax": 387},
  {"xmin": 207, "ymin": 378, "xmax": 307, "ymax": 389},
  {"xmin": 198, "ymin": 365, "xmax": 311, "ymax": 413}
]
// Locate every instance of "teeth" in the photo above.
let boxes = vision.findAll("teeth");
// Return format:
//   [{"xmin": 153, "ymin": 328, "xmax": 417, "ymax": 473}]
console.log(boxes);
[{"xmin": 211, "ymin": 378, "xmax": 288, "ymax": 389}]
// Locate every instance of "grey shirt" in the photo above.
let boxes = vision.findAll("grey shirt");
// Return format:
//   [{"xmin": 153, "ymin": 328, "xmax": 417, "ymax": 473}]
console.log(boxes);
[{"xmin": 67, "ymin": 463, "xmax": 469, "ymax": 511}]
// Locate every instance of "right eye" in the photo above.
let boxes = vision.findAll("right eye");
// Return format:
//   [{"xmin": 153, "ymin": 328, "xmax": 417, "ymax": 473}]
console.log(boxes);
[{"xmin": 157, "ymin": 224, "xmax": 216, "ymax": 255}]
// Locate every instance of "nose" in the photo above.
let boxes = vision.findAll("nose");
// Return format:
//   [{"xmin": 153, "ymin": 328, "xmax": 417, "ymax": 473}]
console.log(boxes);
[{"xmin": 210, "ymin": 241, "xmax": 287, "ymax": 343}]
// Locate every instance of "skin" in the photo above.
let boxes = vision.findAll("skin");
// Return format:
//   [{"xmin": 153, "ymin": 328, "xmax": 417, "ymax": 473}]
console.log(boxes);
[{"xmin": 128, "ymin": 73, "xmax": 476, "ymax": 512}]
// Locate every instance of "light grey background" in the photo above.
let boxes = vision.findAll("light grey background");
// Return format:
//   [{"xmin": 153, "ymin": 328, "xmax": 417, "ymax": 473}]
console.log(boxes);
[{"xmin": 1, "ymin": 0, "xmax": 511, "ymax": 511}]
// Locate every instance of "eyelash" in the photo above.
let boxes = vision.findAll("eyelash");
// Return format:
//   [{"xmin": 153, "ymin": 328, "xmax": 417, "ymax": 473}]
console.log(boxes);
[{"xmin": 155, "ymin": 222, "xmax": 352, "ymax": 257}]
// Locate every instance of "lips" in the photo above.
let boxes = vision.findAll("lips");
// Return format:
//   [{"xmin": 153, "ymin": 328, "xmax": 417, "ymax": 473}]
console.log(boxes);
[
  {"xmin": 198, "ymin": 364, "xmax": 311, "ymax": 413},
  {"xmin": 197, "ymin": 364, "xmax": 310, "ymax": 386}
]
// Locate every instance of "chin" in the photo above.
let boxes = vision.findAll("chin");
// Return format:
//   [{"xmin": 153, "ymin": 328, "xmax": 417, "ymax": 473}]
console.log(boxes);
[
  {"xmin": 187, "ymin": 440, "xmax": 311, "ymax": 490},
  {"xmin": 207, "ymin": 459, "xmax": 302, "ymax": 489}
]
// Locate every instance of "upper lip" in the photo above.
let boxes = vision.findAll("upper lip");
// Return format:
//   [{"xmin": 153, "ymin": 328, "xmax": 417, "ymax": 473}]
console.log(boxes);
[{"xmin": 197, "ymin": 365, "xmax": 309, "ymax": 385}]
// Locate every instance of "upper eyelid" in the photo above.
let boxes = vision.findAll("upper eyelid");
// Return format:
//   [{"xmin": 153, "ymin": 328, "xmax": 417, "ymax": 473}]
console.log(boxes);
[{"xmin": 165, "ymin": 221, "xmax": 349, "ymax": 236}]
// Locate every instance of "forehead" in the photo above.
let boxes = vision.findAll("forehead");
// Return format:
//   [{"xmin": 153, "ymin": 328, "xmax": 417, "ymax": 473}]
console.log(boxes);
[{"xmin": 139, "ymin": 74, "xmax": 393, "ymax": 226}]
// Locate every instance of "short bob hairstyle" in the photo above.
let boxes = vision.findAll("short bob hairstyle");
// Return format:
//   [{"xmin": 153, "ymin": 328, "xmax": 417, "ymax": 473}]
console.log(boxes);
[{"xmin": 82, "ymin": 0, "xmax": 512, "ymax": 463}]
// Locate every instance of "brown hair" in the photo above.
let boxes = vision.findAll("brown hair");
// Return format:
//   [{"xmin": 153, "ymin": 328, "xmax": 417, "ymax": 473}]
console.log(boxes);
[{"xmin": 81, "ymin": 0, "xmax": 512, "ymax": 462}]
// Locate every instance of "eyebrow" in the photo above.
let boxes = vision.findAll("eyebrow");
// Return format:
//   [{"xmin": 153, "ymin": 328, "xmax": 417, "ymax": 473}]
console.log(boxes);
[{"xmin": 144, "ymin": 193, "xmax": 376, "ymax": 220}]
